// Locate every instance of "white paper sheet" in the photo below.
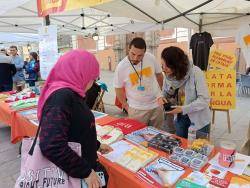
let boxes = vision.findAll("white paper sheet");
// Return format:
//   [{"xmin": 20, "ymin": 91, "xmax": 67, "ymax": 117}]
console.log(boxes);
[
  {"xmin": 209, "ymin": 153, "xmax": 250, "ymax": 175},
  {"xmin": 103, "ymin": 140, "xmax": 133, "ymax": 162}
]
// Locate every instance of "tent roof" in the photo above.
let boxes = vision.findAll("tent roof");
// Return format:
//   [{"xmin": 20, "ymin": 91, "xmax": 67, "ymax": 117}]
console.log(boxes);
[
  {"xmin": 0, "ymin": 0, "xmax": 250, "ymax": 37},
  {"xmin": 0, "ymin": 32, "xmax": 38, "ymax": 43}
]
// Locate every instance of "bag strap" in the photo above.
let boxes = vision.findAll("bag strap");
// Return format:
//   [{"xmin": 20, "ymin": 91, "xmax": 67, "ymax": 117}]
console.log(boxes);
[
  {"xmin": 28, "ymin": 117, "xmax": 42, "ymax": 155},
  {"xmin": 193, "ymin": 67, "xmax": 198, "ymax": 98}
]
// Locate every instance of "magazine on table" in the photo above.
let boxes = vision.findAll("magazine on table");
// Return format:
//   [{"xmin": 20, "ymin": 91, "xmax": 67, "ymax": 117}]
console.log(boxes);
[
  {"xmin": 96, "ymin": 125, "xmax": 123, "ymax": 145},
  {"xmin": 137, "ymin": 157, "xmax": 185, "ymax": 187},
  {"xmin": 104, "ymin": 118, "xmax": 146, "ymax": 135},
  {"xmin": 115, "ymin": 146, "xmax": 158, "ymax": 172},
  {"xmin": 125, "ymin": 127, "xmax": 164, "ymax": 147}
]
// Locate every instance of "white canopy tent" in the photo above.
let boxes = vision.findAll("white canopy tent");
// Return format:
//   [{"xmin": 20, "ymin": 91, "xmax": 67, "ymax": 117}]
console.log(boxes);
[
  {"xmin": 0, "ymin": 0, "xmax": 150, "ymax": 36},
  {"xmin": 94, "ymin": 0, "xmax": 250, "ymax": 37},
  {"xmin": 0, "ymin": 0, "xmax": 249, "ymax": 37},
  {"xmin": 0, "ymin": 32, "xmax": 38, "ymax": 43}
]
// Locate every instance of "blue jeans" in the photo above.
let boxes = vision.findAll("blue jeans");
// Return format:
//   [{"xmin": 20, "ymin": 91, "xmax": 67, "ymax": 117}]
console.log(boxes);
[
  {"xmin": 175, "ymin": 114, "xmax": 210, "ymax": 139},
  {"xmin": 0, "ymin": 84, "xmax": 13, "ymax": 92}
]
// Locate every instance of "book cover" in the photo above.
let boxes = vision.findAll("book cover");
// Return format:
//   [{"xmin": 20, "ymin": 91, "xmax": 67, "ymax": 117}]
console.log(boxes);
[
  {"xmin": 96, "ymin": 125, "xmax": 123, "ymax": 145},
  {"xmin": 125, "ymin": 127, "xmax": 163, "ymax": 147},
  {"xmin": 116, "ymin": 146, "xmax": 158, "ymax": 172},
  {"xmin": 148, "ymin": 133, "xmax": 182, "ymax": 153},
  {"xmin": 104, "ymin": 118, "xmax": 146, "ymax": 135},
  {"xmin": 137, "ymin": 157, "xmax": 185, "ymax": 187}
]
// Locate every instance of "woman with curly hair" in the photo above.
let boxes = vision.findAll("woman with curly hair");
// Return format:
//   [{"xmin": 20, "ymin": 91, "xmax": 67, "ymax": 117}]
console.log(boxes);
[{"xmin": 161, "ymin": 46, "xmax": 211, "ymax": 139}]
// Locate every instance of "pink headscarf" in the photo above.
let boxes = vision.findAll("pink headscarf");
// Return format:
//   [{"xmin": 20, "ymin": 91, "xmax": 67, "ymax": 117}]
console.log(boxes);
[{"xmin": 37, "ymin": 49, "xmax": 100, "ymax": 120}]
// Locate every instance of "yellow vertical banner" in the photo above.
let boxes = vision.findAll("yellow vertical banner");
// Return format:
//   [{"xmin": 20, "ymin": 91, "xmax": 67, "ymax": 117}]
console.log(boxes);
[
  {"xmin": 37, "ymin": 0, "xmax": 113, "ymax": 17},
  {"xmin": 206, "ymin": 69, "xmax": 236, "ymax": 110}
]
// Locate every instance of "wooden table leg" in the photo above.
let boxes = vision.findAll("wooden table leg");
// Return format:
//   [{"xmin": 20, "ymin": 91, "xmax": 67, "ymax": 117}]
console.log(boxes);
[
  {"xmin": 226, "ymin": 110, "xmax": 231, "ymax": 133},
  {"xmin": 212, "ymin": 110, "xmax": 215, "ymax": 125}
]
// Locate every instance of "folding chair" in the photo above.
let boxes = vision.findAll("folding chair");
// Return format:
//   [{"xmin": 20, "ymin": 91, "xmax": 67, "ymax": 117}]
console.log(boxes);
[
  {"xmin": 238, "ymin": 74, "xmax": 250, "ymax": 96},
  {"xmin": 92, "ymin": 82, "xmax": 108, "ymax": 113},
  {"xmin": 240, "ymin": 121, "xmax": 250, "ymax": 155}
]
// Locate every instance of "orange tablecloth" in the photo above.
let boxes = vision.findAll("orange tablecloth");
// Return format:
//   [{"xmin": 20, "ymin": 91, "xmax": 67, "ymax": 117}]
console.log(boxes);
[
  {"xmin": 99, "ymin": 140, "xmax": 193, "ymax": 188},
  {"xmin": 0, "ymin": 101, "xmax": 14, "ymax": 126},
  {"xmin": 99, "ymin": 141, "xmax": 236, "ymax": 188},
  {"xmin": 0, "ymin": 101, "xmax": 240, "ymax": 187},
  {"xmin": 0, "ymin": 101, "xmax": 38, "ymax": 143},
  {"xmin": 10, "ymin": 111, "xmax": 37, "ymax": 144}
]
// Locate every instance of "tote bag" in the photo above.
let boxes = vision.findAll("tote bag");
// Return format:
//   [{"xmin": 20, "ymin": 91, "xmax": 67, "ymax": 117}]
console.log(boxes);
[{"xmin": 15, "ymin": 121, "xmax": 81, "ymax": 188}]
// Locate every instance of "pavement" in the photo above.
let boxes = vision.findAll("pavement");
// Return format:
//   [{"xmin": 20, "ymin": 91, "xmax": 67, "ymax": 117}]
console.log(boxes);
[{"xmin": 0, "ymin": 70, "xmax": 249, "ymax": 187}]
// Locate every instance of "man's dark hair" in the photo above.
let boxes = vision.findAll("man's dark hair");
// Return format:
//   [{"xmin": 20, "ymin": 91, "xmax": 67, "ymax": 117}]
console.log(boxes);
[
  {"xmin": 9, "ymin": 45, "xmax": 17, "ymax": 50},
  {"xmin": 129, "ymin": 37, "xmax": 146, "ymax": 51},
  {"xmin": 161, "ymin": 46, "xmax": 189, "ymax": 80}
]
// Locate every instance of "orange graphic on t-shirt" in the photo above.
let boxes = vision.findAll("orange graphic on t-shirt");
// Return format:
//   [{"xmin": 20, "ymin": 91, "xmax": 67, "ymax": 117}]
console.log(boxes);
[
  {"xmin": 243, "ymin": 34, "xmax": 250, "ymax": 46},
  {"xmin": 129, "ymin": 67, "xmax": 152, "ymax": 86}
]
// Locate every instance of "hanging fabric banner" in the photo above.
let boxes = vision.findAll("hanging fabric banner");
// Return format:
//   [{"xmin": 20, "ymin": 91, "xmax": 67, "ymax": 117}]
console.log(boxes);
[
  {"xmin": 37, "ymin": 0, "xmax": 113, "ymax": 17},
  {"xmin": 38, "ymin": 25, "xmax": 58, "ymax": 80}
]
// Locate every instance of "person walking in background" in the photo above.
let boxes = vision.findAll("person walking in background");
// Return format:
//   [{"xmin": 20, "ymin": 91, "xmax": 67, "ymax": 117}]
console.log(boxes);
[
  {"xmin": 25, "ymin": 52, "xmax": 39, "ymax": 86},
  {"xmin": 161, "ymin": 46, "xmax": 211, "ymax": 139},
  {"xmin": 114, "ymin": 37, "xmax": 164, "ymax": 129},
  {"xmin": 0, "ymin": 48, "xmax": 16, "ymax": 92},
  {"xmin": 9, "ymin": 45, "xmax": 25, "ymax": 88}
]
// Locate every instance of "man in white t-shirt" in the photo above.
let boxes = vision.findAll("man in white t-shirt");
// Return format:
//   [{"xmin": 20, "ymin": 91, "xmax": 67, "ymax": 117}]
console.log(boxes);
[{"xmin": 114, "ymin": 37, "xmax": 164, "ymax": 128}]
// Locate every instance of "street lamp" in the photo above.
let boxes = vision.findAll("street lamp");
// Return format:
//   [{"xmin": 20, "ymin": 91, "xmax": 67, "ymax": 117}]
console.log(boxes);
[
  {"xmin": 92, "ymin": 33, "xmax": 99, "ymax": 41},
  {"xmin": 27, "ymin": 43, "xmax": 31, "ymax": 51}
]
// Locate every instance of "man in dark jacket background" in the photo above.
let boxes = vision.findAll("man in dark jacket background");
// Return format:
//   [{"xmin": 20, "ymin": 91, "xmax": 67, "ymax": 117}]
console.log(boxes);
[{"xmin": 0, "ymin": 48, "xmax": 16, "ymax": 92}]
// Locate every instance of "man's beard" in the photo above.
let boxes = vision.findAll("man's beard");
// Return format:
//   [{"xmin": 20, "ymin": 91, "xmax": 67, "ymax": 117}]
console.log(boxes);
[{"xmin": 128, "ymin": 57, "xmax": 140, "ymax": 65}]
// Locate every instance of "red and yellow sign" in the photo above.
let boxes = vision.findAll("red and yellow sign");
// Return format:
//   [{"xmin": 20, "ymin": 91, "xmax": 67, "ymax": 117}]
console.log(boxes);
[
  {"xmin": 209, "ymin": 50, "xmax": 236, "ymax": 69},
  {"xmin": 206, "ymin": 69, "xmax": 236, "ymax": 110},
  {"xmin": 37, "ymin": 0, "xmax": 113, "ymax": 17}
]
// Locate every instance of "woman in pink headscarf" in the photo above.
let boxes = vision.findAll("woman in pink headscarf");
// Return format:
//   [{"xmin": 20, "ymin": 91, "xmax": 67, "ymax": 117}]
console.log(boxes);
[{"xmin": 38, "ymin": 50, "xmax": 112, "ymax": 188}]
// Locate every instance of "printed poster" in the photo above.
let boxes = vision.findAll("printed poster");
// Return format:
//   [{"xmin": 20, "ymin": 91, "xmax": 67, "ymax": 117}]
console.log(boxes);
[
  {"xmin": 206, "ymin": 69, "xmax": 236, "ymax": 110},
  {"xmin": 38, "ymin": 25, "xmax": 58, "ymax": 80},
  {"xmin": 209, "ymin": 50, "xmax": 236, "ymax": 69}
]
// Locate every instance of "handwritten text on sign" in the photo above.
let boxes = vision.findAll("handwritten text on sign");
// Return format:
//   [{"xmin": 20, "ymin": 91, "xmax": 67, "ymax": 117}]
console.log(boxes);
[
  {"xmin": 209, "ymin": 50, "xmax": 236, "ymax": 69},
  {"xmin": 206, "ymin": 69, "xmax": 236, "ymax": 110}
]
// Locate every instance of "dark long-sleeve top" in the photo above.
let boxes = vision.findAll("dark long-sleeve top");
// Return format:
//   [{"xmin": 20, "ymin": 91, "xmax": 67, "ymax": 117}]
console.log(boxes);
[
  {"xmin": 0, "ymin": 62, "xmax": 16, "ymax": 85},
  {"xmin": 39, "ymin": 88, "xmax": 101, "ymax": 179}
]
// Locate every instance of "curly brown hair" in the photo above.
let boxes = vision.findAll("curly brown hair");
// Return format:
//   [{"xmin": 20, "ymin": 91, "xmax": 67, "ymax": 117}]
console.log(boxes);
[{"xmin": 161, "ymin": 46, "xmax": 189, "ymax": 80}]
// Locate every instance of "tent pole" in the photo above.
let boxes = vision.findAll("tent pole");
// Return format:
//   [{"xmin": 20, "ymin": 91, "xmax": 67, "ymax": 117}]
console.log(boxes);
[
  {"xmin": 203, "ymin": 14, "xmax": 250, "ymax": 26},
  {"xmin": 164, "ymin": 0, "xmax": 199, "ymax": 26},
  {"xmin": 44, "ymin": 15, "xmax": 50, "ymax": 26},
  {"xmin": 199, "ymin": 13, "xmax": 203, "ymax": 33},
  {"xmin": 187, "ymin": 12, "xmax": 247, "ymax": 16},
  {"xmin": 162, "ymin": 0, "xmax": 214, "ymax": 24},
  {"xmin": 122, "ymin": 0, "xmax": 159, "ymax": 23}
]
